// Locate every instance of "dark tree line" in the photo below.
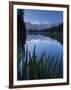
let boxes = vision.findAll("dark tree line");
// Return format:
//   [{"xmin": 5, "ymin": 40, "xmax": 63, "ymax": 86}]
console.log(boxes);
[
  {"xmin": 17, "ymin": 9, "xmax": 26, "ymax": 80},
  {"xmin": 17, "ymin": 9, "xmax": 26, "ymax": 49},
  {"xmin": 28, "ymin": 23, "xmax": 63, "ymax": 33}
]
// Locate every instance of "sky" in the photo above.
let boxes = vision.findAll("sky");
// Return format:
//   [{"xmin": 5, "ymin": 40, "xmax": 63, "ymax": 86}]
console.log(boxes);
[{"xmin": 23, "ymin": 9, "xmax": 63, "ymax": 25}]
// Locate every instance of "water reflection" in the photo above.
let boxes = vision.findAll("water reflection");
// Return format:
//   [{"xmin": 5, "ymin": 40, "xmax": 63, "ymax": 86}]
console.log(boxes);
[
  {"xmin": 18, "ymin": 34, "xmax": 63, "ymax": 80},
  {"xmin": 26, "ymin": 34, "xmax": 63, "ymax": 76},
  {"xmin": 26, "ymin": 34, "xmax": 63, "ymax": 60}
]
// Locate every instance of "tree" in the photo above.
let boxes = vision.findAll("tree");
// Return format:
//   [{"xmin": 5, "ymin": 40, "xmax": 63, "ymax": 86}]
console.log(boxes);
[
  {"xmin": 17, "ymin": 9, "xmax": 26, "ymax": 49},
  {"xmin": 17, "ymin": 9, "xmax": 26, "ymax": 80}
]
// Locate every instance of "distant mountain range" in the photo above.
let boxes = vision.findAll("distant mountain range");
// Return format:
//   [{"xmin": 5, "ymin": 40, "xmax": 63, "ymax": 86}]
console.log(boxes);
[{"xmin": 25, "ymin": 22, "xmax": 63, "ymax": 31}]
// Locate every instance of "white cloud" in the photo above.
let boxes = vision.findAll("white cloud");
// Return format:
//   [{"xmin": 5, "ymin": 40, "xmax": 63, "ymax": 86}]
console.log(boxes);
[
  {"xmin": 31, "ymin": 21, "xmax": 49, "ymax": 25},
  {"xmin": 31, "ymin": 21, "xmax": 40, "ymax": 25}
]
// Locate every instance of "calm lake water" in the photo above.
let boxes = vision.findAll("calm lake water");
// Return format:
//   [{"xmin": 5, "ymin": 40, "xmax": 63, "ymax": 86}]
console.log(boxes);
[
  {"xmin": 19, "ymin": 34, "xmax": 63, "ymax": 78},
  {"xmin": 26, "ymin": 34, "xmax": 63, "ymax": 59},
  {"xmin": 26, "ymin": 34, "xmax": 63, "ymax": 67}
]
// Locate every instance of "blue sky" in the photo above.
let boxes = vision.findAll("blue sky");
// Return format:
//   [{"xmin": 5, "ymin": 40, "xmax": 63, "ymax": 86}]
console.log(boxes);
[{"xmin": 23, "ymin": 9, "xmax": 63, "ymax": 25}]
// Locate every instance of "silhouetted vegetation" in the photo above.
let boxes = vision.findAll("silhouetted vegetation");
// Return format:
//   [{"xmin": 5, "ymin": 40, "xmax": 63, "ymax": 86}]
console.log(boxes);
[
  {"xmin": 17, "ymin": 45, "xmax": 63, "ymax": 80},
  {"xmin": 17, "ymin": 9, "xmax": 26, "ymax": 80},
  {"xmin": 17, "ymin": 9, "xmax": 26, "ymax": 48}
]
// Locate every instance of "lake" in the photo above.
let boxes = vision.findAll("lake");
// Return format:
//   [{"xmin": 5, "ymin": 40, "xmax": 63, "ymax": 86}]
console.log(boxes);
[
  {"xmin": 18, "ymin": 34, "xmax": 63, "ymax": 80},
  {"xmin": 26, "ymin": 34, "xmax": 63, "ymax": 59}
]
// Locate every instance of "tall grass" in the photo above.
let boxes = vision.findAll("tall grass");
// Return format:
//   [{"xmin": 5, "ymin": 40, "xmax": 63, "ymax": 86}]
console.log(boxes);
[{"xmin": 17, "ymin": 45, "xmax": 63, "ymax": 80}]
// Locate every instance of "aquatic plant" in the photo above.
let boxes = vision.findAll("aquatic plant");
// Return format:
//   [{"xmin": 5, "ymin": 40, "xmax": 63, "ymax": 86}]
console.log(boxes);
[{"xmin": 17, "ymin": 45, "xmax": 63, "ymax": 80}]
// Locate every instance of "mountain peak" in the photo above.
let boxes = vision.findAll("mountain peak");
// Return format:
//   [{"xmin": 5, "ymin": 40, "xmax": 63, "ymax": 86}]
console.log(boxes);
[{"xmin": 25, "ymin": 21, "xmax": 62, "ymax": 31}]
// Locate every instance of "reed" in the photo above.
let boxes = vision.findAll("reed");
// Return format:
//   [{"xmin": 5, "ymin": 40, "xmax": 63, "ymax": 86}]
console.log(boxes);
[{"xmin": 17, "ymin": 45, "xmax": 63, "ymax": 80}]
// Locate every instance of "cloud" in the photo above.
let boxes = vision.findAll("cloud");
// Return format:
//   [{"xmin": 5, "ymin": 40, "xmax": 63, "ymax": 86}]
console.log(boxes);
[
  {"xmin": 31, "ymin": 21, "xmax": 40, "ymax": 25},
  {"xmin": 31, "ymin": 21, "xmax": 49, "ymax": 25}
]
